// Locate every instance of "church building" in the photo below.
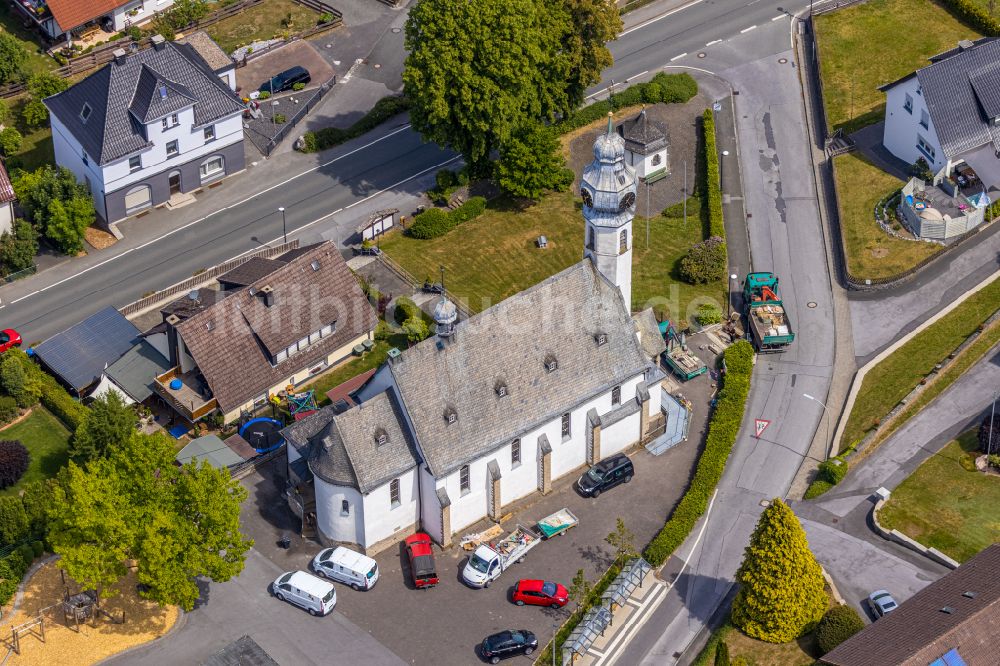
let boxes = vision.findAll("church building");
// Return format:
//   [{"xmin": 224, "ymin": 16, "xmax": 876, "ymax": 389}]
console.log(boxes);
[{"xmin": 282, "ymin": 116, "xmax": 667, "ymax": 554}]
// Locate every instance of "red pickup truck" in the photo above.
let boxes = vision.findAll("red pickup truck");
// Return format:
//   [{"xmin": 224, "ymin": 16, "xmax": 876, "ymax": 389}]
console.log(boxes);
[{"xmin": 405, "ymin": 532, "xmax": 439, "ymax": 589}]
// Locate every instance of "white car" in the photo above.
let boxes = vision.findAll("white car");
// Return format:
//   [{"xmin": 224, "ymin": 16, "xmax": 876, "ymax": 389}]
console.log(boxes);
[
  {"xmin": 272, "ymin": 570, "xmax": 336, "ymax": 616},
  {"xmin": 868, "ymin": 589, "xmax": 898, "ymax": 618},
  {"xmin": 311, "ymin": 546, "xmax": 379, "ymax": 591}
]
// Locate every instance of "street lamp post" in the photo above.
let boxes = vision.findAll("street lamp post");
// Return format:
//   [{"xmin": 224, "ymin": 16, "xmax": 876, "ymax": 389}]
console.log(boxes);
[
  {"xmin": 278, "ymin": 207, "xmax": 287, "ymax": 244},
  {"xmin": 728, "ymin": 273, "xmax": 738, "ymax": 317},
  {"xmin": 988, "ymin": 391, "xmax": 998, "ymax": 458},
  {"xmin": 803, "ymin": 393, "xmax": 833, "ymax": 458}
]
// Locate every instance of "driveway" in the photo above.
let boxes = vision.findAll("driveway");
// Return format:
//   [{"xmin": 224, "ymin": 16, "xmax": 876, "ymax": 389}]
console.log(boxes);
[
  {"xmin": 103, "ymin": 549, "xmax": 404, "ymax": 665},
  {"xmin": 235, "ymin": 40, "xmax": 337, "ymax": 94},
  {"xmin": 235, "ymin": 348, "xmax": 720, "ymax": 665}
]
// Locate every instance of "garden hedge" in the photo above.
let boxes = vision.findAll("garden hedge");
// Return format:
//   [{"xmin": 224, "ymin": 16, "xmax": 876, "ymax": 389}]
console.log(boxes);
[
  {"xmin": 702, "ymin": 109, "xmax": 725, "ymax": 238},
  {"xmin": 940, "ymin": 0, "xmax": 1000, "ymax": 36},
  {"xmin": 302, "ymin": 95, "xmax": 412, "ymax": 153},
  {"xmin": 407, "ymin": 196, "xmax": 487, "ymax": 239},
  {"xmin": 816, "ymin": 605, "xmax": 864, "ymax": 655},
  {"xmin": 644, "ymin": 340, "xmax": 754, "ymax": 566},
  {"xmin": 4, "ymin": 350, "xmax": 87, "ymax": 431},
  {"xmin": 556, "ymin": 73, "xmax": 699, "ymax": 133}
]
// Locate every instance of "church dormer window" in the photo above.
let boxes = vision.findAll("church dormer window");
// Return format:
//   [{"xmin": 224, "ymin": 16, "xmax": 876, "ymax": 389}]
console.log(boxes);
[
  {"xmin": 595, "ymin": 332, "xmax": 608, "ymax": 347},
  {"xmin": 544, "ymin": 355, "xmax": 558, "ymax": 373},
  {"xmin": 375, "ymin": 428, "xmax": 388, "ymax": 447},
  {"xmin": 444, "ymin": 407, "xmax": 457, "ymax": 424},
  {"xmin": 495, "ymin": 380, "xmax": 508, "ymax": 398}
]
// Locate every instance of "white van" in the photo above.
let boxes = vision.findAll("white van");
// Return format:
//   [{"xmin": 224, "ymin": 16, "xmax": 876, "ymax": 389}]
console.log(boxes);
[
  {"xmin": 311, "ymin": 546, "xmax": 380, "ymax": 591},
  {"xmin": 272, "ymin": 570, "xmax": 337, "ymax": 616}
]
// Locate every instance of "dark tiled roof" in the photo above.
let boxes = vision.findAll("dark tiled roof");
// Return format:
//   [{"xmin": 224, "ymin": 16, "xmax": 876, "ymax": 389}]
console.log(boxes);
[
  {"xmin": 0, "ymin": 160, "xmax": 14, "ymax": 204},
  {"xmin": 203, "ymin": 635, "xmax": 279, "ymax": 666},
  {"xmin": 822, "ymin": 544, "xmax": 1000, "ymax": 666},
  {"xmin": 900, "ymin": 38, "xmax": 1000, "ymax": 157},
  {"xmin": 177, "ymin": 31, "xmax": 233, "ymax": 72},
  {"xmin": 276, "ymin": 242, "xmax": 325, "ymax": 262},
  {"xmin": 44, "ymin": 39, "xmax": 243, "ymax": 166},
  {"xmin": 306, "ymin": 391, "xmax": 419, "ymax": 493},
  {"xmin": 618, "ymin": 108, "xmax": 668, "ymax": 154},
  {"xmin": 389, "ymin": 260, "xmax": 649, "ymax": 477},
  {"xmin": 160, "ymin": 288, "xmax": 223, "ymax": 319},
  {"xmin": 129, "ymin": 64, "xmax": 197, "ymax": 124},
  {"xmin": 175, "ymin": 242, "xmax": 376, "ymax": 414},
  {"xmin": 217, "ymin": 258, "xmax": 286, "ymax": 288},
  {"xmin": 324, "ymin": 368, "xmax": 377, "ymax": 407},
  {"xmin": 632, "ymin": 309, "xmax": 666, "ymax": 360}
]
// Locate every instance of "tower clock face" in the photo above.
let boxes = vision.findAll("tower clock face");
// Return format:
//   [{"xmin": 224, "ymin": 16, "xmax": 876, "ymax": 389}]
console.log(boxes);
[
  {"xmin": 581, "ymin": 188, "xmax": 593, "ymax": 207},
  {"xmin": 619, "ymin": 192, "xmax": 636, "ymax": 211}
]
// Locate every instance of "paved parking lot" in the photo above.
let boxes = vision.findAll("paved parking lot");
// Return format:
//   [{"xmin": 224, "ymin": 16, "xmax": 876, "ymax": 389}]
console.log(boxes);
[
  {"xmin": 238, "ymin": 344, "xmax": 721, "ymax": 664},
  {"xmin": 235, "ymin": 41, "xmax": 337, "ymax": 95}
]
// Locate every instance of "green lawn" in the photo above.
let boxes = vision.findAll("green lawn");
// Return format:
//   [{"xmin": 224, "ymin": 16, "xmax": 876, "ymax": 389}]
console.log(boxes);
[
  {"xmin": 301, "ymin": 334, "xmax": 408, "ymax": 407},
  {"xmin": 814, "ymin": 0, "xmax": 982, "ymax": 133},
  {"xmin": 833, "ymin": 153, "xmax": 940, "ymax": 280},
  {"xmin": 841, "ymin": 276, "xmax": 1000, "ymax": 448},
  {"xmin": 880, "ymin": 431, "xmax": 1000, "ymax": 562},
  {"xmin": 0, "ymin": 4, "xmax": 59, "ymax": 77},
  {"xmin": 206, "ymin": 0, "xmax": 321, "ymax": 53},
  {"xmin": 381, "ymin": 192, "xmax": 723, "ymax": 322},
  {"xmin": 0, "ymin": 407, "xmax": 71, "ymax": 496}
]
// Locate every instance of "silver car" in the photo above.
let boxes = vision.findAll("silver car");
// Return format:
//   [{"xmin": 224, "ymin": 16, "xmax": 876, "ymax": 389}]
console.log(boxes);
[{"xmin": 868, "ymin": 589, "xmax": 898, "ymax": 618}]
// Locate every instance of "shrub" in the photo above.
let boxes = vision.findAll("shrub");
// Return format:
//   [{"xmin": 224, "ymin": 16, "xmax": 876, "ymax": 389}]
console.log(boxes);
[
  {"xmin": 680, "ymin": 236, "xmax": 727, "ymax": 285},
  {"xmin": 407, "ymin": 207, "xmax": 453, "ymax": 239},
  {"xmin": 702, "ymin": 109, "xmax": 725, "ymax": 238},
  {"xmin": 816, "ymin": 605, "xmax": 865, "ymax": 654},
  {"xmin": 374, "ymin": 320, "xmax": 392, "ymax": 341},
  {"xmin": 0, "ymin": 396, "xmax": 17, "ymax": 424},
  {"xmin": 319, "ymin": 11, "xmax": 335, "ymax": 23},
  {"xmin": 817, "ymin": 458, "xmax": 847, "ymax": 485},
  {"xmin": 393, "ymin": 296, "xmax": 423, "ymax": 325},
  {"xmin": 713, "ymin": 641, "xmax": 730, "ymax": 666},
  {"xmin": 940, "ymin": 0, "xmax": 1000, "ymax": 37},
  {"xmin": 16, "ymin": 543, "xmax": 33, "ymax": 565},
  {"xmin": 292, "ymin": 82, "xmax": 306, "ymax": 91},
  {"xmin": 0, "ymin": 127, "xmax": 22, "ymax": 156},
  {"xmin": 31, "ymin": 540, "xmax": 43, "ymax": 558},
  {"xmin": 0, "ymin": 440, "xmax": 29, "ymax": 489},
  {"xmin": 451, "ymin": 196, "xmax": 486, "ymax": 223},
  {"xmin": 258, "ymin": 90, "xmax": 271, "ymax": 100},
  {"xmin": 651, "ymin": 71, "xmax": 699, "ymax": 103},
  {"xmin": 20, "ymin": 99, "xmax": 48, "ymax": 129},
  {"xmin": 402, "ymin": 316, "xmax": 430, "ymax": 343},
  {"xmin": 644, "ymin": 341, "xmax": 754, "ymax": 565},
  {"xmin": 3, "ymin": 349, "xmax": 88, "ymax": 431},
  {"xmin": 697, "ymin": 303, "xmax": 722, "ymax": 326},
  {"xmin": 27, "ymin": 72, "xmax": 68, "ymax": 100},
  {"xmin": 302, "ymin": 96, "xmax": 411, "ymax": 153},
  {"xmin": 273, "ymin": 113, "xmax": 286, "ymax": 124},
  {"xmin": 0, "ymin": 494, "xmax": 28, "ymax": 543},
  {"xmin": 803, "ymin": 479, "xmax": 833, "ymax": 499},
  {"xmin": 555, "ymin": 74, "xmax": 698, "ymax": 133},
  {"xmin": 128, "ymin": 26, "xmax": 143, "ymax": 41}
]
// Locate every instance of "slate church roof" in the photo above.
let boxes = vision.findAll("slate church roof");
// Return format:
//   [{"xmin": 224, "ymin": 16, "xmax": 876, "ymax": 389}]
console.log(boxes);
[
  {"xmin": 388, "ymin": 260, "xmax": 649, "ymax": 477},
  {"xmin": 44, "ymin": 37, "xmax": 243, "ymax": 166},
  {"xmin": 619, "ymin": 107, "xmax": 668, "ymax": 155}
]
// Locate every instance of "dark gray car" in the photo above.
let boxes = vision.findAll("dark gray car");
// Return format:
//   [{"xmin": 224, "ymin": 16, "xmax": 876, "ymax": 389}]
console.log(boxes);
[{"xmin": 260, "ymin": 66, "xmax": 311, "ymax": 94}]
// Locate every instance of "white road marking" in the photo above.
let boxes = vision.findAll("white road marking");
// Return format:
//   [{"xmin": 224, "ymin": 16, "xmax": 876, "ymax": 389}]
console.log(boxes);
[
  {"xmin": 772, "ymin": 14, "xmax": 787, "ymax": 21},
  {"xmin": 705, "ymin": 39, "xmax": 722, "ymax": 46},
  {"xmin": 740, "ymin": 25, "xmax": 757, "ymax": 33},
  {"xmin": 628, "ymin": 69, "xmax": 649, "ymax": 82},
  {"xmin": 621, "ymin": 0, "xmax": 707, "ymax": 37},
  {"xmin": 669, "ymin": 53, "xmax": 688, "ymax": 61},
  {"xmin": 8, "ymin": 124, "xmax": 420, "ymax": 305}
]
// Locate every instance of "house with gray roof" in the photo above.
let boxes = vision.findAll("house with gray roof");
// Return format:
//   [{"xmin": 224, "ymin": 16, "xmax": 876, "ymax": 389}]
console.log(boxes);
[
  {"xmin": 280, "ymin": 126, "xmax": 666, "ymax": 555},
  {"xmin": 881, "ymin": 38, "xmax": 1000, "ymax": 190},
  {"xmin": 44, "ymin": 33, "xmax": 244, "ymax": 227}
]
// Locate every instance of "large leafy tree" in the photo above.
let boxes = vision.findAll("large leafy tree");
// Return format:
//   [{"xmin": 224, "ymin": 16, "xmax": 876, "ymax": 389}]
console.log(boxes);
[
  {"xmin": 731, "ymin": 499, "xmax": 827, "ymax": 643},
  {"xmin": 71, "ymin": 390, "xmax": 138, "ymax": 463},
  {"xmin": 48, "ymin": 432, "xmax": 252, "ymax": 610},
  {"xmin": 12, "ymin": 166, "xmax": 95, "ymax": 255},
  {"xmin": 0, "ymin": 33, "xmax": 27, "ymax": 86},
  {"xmin": 0, "ymin": 220, "xmax": 38, "ymax": 276},
  {"xmin": 496, "ymin": 122, "xmax": 573, "ymax": 200},
  {"xmin": 404, "ymin": 0, "xmax": 618, "ymax": 172}
]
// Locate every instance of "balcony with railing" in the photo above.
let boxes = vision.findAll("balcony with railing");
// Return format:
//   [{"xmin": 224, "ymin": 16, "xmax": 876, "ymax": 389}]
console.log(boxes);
[{"xmin": 154, "ymin": 366, "xmax": 218, "ymax": 421}]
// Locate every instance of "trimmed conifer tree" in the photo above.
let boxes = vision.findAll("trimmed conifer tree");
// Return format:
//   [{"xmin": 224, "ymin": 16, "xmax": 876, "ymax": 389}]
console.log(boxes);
[{"xmin": 731, "ymin": 498, "xmax": 827, "ymax": 643}]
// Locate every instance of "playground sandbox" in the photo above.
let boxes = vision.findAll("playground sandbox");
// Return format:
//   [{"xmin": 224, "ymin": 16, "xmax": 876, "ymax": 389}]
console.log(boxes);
[{"xmin": 1, "ymin": 561, "xmax": 178, "ymax": 665}]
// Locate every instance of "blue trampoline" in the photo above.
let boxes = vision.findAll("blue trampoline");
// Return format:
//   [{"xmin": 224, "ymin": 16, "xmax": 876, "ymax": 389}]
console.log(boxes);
[{"xmin": 239, "ymin": 417, "xmax": 285, "ymax": 453}]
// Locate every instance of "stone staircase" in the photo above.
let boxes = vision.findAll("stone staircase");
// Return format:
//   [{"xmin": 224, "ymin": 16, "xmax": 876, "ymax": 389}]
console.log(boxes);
[{"xmin": 646, "ymin": 389, "xmax": 690, "ymax": 455}]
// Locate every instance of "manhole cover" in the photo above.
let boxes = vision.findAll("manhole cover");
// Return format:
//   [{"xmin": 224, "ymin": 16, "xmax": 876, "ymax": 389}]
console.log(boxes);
[
  {"xmin": 391, "ymin": 27, "xmax": 401, "ymax": 33},
  {"xmin": 698, "ymin": 52, "xmax": 706, "ymax": 58},
  {"xmin": 807, "ymin": 301, "xmax": 817, "ymax": 308},
  {"xmin": 778, "ymin": 57, "xmax": 788, "ymax": 64}
]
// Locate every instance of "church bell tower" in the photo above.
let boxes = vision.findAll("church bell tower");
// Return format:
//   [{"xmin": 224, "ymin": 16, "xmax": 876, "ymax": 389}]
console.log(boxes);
[{"xmin": 580, "ymin": 112, "xmax": 638, "ymax": 309}]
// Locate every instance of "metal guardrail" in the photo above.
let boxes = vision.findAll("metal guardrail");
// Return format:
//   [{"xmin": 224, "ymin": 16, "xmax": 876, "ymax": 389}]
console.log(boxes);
[
  {"xmin": 376, "ymin": 253, "xmax": 474, "ymax": 320},
  {"xmin": 247, "ymin": 76, "xmax": 337, "ymax": 156},
  {"xmin": 2, "ymin": 264, "xmax": 36, "ymax": 283}
]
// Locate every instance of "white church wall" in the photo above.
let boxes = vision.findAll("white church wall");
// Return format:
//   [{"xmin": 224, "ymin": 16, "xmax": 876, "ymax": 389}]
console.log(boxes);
[
  {"xmin": 418, "ymin": 465, "xmax": 443, "ymax": 542},
  {"xmin": 602, "ymin": 413, "xmax": 641, "ymax": 456},
  {"xmin": 493, "ymin": 433, "xmax": 541, "ymax": 508},
  {"xmin": 443, "ymin": 457, "xmax": 489, "ymax": 534},
  {"xmin": 360, "ymin": 467, "xmax": 419, "ymax": 548},
  {"xmin": 315, "ymin": 479, "xmax": 366, "ymax": 545}
]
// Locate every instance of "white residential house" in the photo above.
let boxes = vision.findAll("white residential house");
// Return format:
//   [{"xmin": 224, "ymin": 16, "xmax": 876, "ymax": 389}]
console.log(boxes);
[
  {"xmin": 282, "ymin": 124, "xmax": 668, "ymax": 555},
  {"xmin": 44, "ymin": 34, "xmax": 244, "ymax": 227},
  {"xmin": 15, "ymin": 1, "xmax": 179, "ymax": 45},
  {"xmin": 881, "ymin": 37, "xmax": 1000, "ymax": 190}
]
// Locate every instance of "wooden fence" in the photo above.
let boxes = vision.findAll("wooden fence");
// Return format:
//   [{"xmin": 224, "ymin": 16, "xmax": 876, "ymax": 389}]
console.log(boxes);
[{"xmin": 119, "ymin": 241, "xmax": 299, "ymax": 317}]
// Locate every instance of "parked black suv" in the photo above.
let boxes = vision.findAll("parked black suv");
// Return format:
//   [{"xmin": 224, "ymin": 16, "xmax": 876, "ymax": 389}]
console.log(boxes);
[
  {"xmin": 259, "ymin": 66, "xmax": 311, "ymax": 94},
  {"xmin": 577, "ymin": 453, "xmax": 633, "ymax": 498},
  {"xmin": 480, "ymin": 630, "xmax": 537, "ymax": 664}
]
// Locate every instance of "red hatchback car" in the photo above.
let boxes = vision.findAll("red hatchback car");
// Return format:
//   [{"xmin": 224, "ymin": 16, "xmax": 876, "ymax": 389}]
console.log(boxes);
[
  {"xmin": 405, "ymin": 532, "xmax": 439, "ymax": 589},
  {"xmin": 512, "ymin": 579, "xmax": 568, "ymax": 608},
  {"xmin": 0, "ymin": 329, "xmax": 21, "ymax": 353}
]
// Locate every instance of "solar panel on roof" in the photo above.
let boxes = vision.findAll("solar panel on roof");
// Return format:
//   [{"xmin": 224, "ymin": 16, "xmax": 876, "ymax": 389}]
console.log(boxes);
[{"xmin": 34, "ymin": 306, "xmax": 140, "ymax": 392}]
